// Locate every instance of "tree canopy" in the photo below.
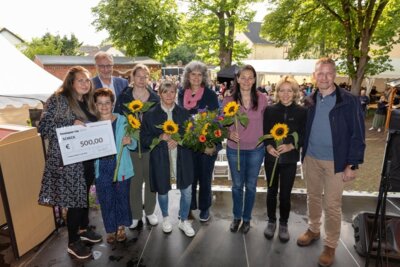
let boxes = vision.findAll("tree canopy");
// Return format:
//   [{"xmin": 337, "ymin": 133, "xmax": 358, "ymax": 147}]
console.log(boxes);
[
  {"xmin": 261, "ymin": 0, "xmax": 400, "ymax": 94},
  {"xmin": 22, "ymin": 33, "xmax": 82, "ymax": 60},
  {"xmin": 183, "ymin": 0, "xmax": 259, "ymax": 69},
  {"xmin": 92, "ymin": 0, "xmax": 181, "ymax": 59}
]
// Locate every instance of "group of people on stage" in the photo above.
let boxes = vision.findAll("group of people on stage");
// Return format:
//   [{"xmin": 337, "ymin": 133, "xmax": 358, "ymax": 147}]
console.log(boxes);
[{"xmin": 37, "ymin": 52, "xmax": 365, "ymax": 267}]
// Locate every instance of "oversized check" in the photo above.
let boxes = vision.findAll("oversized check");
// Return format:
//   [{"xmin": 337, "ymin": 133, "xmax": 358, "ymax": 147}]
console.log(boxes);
[{"xmin": 56, "ymin": 121, "xmax": 117, "ymax": 165}]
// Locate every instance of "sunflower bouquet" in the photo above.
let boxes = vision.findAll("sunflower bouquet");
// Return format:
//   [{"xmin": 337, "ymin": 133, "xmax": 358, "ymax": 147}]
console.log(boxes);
[
  {"xmin": 258, "ymin": 123, "xmax": 298, "ymax": 186},
  {"xmin": 149, "ymin": 120, "xmax": 182, "ymax": 151},
  {"xmin": 112, "ymin": 99, "xmax": 154, "ymax": 183},
  {"xmin": 221, "ymin": 101, "xmax": 249, "ymax": 171},
  {"xmin": 182, "ymin": 109, "xmax": 227, "ymax": 153}
]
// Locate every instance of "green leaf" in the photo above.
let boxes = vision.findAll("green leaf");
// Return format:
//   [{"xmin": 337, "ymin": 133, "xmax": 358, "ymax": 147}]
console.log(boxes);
[
  {"xmin": 238, "ymin": 115, "xmax": 249, "ymax": 127},
  {"xmin": 149, "ymin": 138, "xmax": 161, "ymax": 151}
]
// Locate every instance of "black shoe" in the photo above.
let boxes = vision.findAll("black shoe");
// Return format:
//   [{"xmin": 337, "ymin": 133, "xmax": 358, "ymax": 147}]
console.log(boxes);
[
  {"xmin": 199, "ymin": 209, "xmax": 210, "ymax": 222},
  {"xmin": 79, "ymin": 229, "xmax": 102, "ymax": 243},
  {"xmin": 67, "ymin": 240, "xmax": 92, "ymax": 259},
  {"xmin": 230, "ymin": 219, "xmax": 241, "ymax": 232},
  {"xmin": 241, "ymin": 221, "xmax": 250, "ymax": 234},
  {"xmin": 264, "ymin": 222, "xmax": 276, "ymax": 240},
  {"xmin": 278, "ymin": 224, "xmax": 290, "ymax": 243}
]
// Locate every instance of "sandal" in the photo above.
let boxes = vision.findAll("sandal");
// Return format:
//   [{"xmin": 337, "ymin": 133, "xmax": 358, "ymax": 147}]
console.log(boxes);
[
  {"xmin": 116, "ymin": 226, "xmax": 126, "ymax": 242},
  {"xmin": 106, "ymin": 233, "xmax": 116, "ymax": 244}
]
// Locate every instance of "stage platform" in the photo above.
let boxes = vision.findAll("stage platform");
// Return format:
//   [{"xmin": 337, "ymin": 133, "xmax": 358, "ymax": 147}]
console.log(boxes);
[{"xmin": 2, "ymin": 190, "xmax": 400, "ymax": 267}]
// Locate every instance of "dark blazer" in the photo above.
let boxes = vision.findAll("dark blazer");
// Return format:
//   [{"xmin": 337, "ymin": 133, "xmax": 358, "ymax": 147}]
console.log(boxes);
[
  {"xmin": 141, "ymin": 103, "xmax": 194, "ymax": 194},
  {"xmin": 263, "ymin": 102, "xmax": 307, "ymax": 164},
  {"xmin": 177, "ymin": 87, "xmax": 219, "ymax": 114},
  {"xmin": 92, "ymin": 76, "xmax": 129, "ymax": 98},
  {"xmin": 302, "ymin": 85, "xmax": 365, "ymax": 173}
]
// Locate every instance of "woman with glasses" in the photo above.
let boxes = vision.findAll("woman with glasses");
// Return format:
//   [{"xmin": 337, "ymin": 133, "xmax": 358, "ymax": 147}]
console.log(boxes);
[
  {"xmin": 38, "ymin": 66, "xmax": 102, "ymax": 259},
  {"xmin": 114, "ymin": 64, "xmax": 160, "ymax": 229},
  {"xmin": 221, "ymin": 65, "xmax": 268, "ymax": 234},
  {"xmin": 93, "ymin": 88, "xmax": 137, "ymax": 243}
]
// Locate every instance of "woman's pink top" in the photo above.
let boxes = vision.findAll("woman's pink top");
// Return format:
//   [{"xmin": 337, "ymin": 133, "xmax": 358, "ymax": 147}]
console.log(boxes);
[{"xmin": 222, "ymin": 92, "xmax": 268, "ymax": 150}]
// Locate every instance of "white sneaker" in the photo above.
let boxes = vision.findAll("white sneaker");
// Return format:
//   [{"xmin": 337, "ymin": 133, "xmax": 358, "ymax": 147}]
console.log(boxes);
[
  {"xmin": 178, "ymin": 220, "xmax": 195, "ymax": 237},
  {"xmin": 377, "ymin": 128, "xmax": 382, "ymax": 132},
  {"xmin": 146, "ymin": 214, "xmax": 159, "ymax": 226},
  {"xmin": 369, "ymin": 127, "xmax": 374, "ymax": 130},
  {"xmin": 162, "ymin": 217, "xmax": 172, "ymax": 233},
  {"xmin": 129, "ymin": 219, "xmax": 139, "ymax": 229}
]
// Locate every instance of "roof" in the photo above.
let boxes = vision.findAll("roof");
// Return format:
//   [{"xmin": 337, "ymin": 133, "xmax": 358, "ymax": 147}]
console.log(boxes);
[
  {"xmin": 244, "ymin": 22, "xmax": 273, "ymax": 45},
  {"xmin": 35, "ymin": 55, "xmax": 161, "ymax": 66},
  {"xmin": 0, "ymin": 27, "xmax": 25, "ymax": 43}
]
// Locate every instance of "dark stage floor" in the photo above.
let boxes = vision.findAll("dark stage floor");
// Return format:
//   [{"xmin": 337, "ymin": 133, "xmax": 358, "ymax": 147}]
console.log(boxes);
[{"xmin": 2, "ymin": 190, "xmax": 400, "ymax": 267}]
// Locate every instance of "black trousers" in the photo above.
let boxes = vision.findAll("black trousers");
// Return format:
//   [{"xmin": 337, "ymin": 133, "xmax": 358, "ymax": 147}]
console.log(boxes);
[
  {"xmin": 67, "ymin": 161, "xmax": 95, "ymax": 244},
  {"xmin": 264, "ymin": 161, "xmax": 297, "ymax": 224},
  {"xmin": 191, "ymin": 152, "xmax": 217, "ymax": 211}
]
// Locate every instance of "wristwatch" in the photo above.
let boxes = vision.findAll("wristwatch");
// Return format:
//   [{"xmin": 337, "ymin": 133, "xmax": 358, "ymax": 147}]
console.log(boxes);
[{"xmin": 350, "ymin": 165, "xmax": 358, "ymax": 170}]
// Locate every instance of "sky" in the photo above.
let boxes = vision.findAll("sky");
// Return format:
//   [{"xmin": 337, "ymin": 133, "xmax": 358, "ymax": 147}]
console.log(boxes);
[{"xmin": 0, "ymin": 0, "xmax": 269, "ymax": 46}]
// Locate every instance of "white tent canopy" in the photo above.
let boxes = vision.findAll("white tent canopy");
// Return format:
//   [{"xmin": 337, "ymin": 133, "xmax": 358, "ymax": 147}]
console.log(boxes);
[
  {"xmin": 243, "ymin": 59, "xmax": 400, "ymax": 79},
  {"xmin": 243, "ymin": 59, "xmax": 317, "ymax": 76},
  {"xmin": 0, "ymin": 35, "xmax": 61, "ymax": 108}
]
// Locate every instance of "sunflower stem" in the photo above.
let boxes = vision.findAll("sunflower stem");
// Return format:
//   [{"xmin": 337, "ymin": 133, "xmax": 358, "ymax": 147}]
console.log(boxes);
[
  {"xmin": 113, "ymin": 141, "xmax": 124, "ymax": 183},
  {"xmin": 235, "ymin": 116, "xmax": 240, "ymax": 172},
  {"xmin": 269, "ymin": 156, "xmax": 279, "ymax": 187}
]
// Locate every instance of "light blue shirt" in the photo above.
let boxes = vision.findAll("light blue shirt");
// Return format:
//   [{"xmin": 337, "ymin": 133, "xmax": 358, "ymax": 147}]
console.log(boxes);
[{"xmin": 306, "ymin": 91, "xmax": 336, "ymax": 160}]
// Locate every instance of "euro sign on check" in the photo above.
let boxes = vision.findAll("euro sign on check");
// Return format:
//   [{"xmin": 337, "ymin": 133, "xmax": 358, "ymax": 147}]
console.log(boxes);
[{"xmin": 56, "ymin": 120, "xmax": 117, "ymax": 165}]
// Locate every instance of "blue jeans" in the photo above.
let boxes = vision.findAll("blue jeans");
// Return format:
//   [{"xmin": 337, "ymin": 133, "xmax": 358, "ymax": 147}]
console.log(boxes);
[
  {"xmin": 158, "ymin": 185, "xmax": 192, "ymax": 220},
  {"xmin": 227, "ymin": 146, "xmax": 265, "ymax": 222}
]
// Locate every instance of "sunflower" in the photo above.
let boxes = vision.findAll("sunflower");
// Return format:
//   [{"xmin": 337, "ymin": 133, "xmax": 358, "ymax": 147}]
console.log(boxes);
[
  {"xmin": 128, "ymin": 114, "xmax": 141, "ymax": 129},
  {"xmin": 185, "ymin": 121, "xmax": 193, "ymax": 133},
  {"xmin": 223, "ymin": 101, "xmax": 240, "ymax": 117},
  {"xmin": 199, "ymin": 135, "xmax": 206, "ymax": 143},
  {"xmin": 214, "ymin": 129, "xmax": 222, "ymax": 138},
  {"xmin": 201, "ymin": 123, "xmax": 210, "ymax": 135},
  {"xmin": 270, "ymin": 123, "xmax": 289, "ymax": 141},
  {"xmin": 128, "ymin": 100, "xmax": 143, "ymax": 113},
  {"xmin": 162, "ymin": 120, "xmax": 179, "ymax": 135}
]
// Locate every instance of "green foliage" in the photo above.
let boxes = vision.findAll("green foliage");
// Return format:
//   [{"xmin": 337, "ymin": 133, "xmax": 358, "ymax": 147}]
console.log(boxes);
[
  {"xmin": 21, "ymin": 32, "xmax": 83, "ymax": 59},
  {"xmin": 183, "ymin": 0, "xmax": 258, "ymax": 68},
  {"xmin": 92, "ymin": 0, "xmax": 181, "ymax": 59},
  {"xmin": 163, "ymin": 43, "xmax": 196, "ymax": 65},
  {"xmin": 261, "ymin": 0, "xmax": 400, "ymax": 93}
]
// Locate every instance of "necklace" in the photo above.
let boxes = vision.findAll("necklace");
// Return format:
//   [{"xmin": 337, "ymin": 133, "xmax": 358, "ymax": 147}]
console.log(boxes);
[{"xmin": 132, "ymin": 88, "xmax": 148, "ymax": 102}]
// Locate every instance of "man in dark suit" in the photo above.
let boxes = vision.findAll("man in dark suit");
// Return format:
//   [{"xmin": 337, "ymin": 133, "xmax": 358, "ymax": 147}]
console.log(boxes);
[{"xmin": 92, "ymin": 51, "xmax": 128, "ymax": 103}]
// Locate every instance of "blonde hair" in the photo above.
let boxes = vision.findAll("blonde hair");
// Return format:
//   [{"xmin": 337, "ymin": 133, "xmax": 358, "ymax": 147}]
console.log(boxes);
[
  {"xmin": 315, "ymin": 57, "xmax": 336, "ymax": 72},
  {"xmin": 274, "ymin": 75, "xmax": 300, "ymax": 103},
  {"xmin": 158, "ymin": 80, "xmax": 177, "ymax": 94},
  {"xmin": 94, "ymin": 51, "xmax": 113, "ymax": 63},
  {"xmin": 129, "ymin": 64, "xmax": 150, "ymax": 86}
]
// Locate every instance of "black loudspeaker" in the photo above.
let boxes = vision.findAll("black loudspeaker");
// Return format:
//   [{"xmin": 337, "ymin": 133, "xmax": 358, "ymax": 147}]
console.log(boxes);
[
  {"xmin": 387, "ymin": 130, "xmax": 400, "ymax": 192},
  {"xmin": 353, "ymin": 212, "xmax": 400, "ymax": 260}
]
